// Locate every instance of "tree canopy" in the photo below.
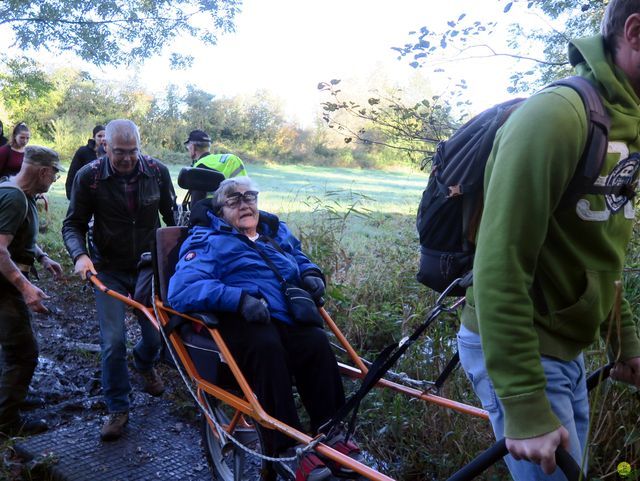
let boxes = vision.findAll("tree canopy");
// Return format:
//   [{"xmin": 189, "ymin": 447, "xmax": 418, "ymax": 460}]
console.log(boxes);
[
  {"xmin": 0, "ymin": 0, "xmax": 242, "ymax": 66},
  {"xmin": 318, "ymin": 79, "xmax": 457, "ymax": 166},
  {"xmin": 0, "ymin": 60, "xmax": 423, "ymax": 170},
  {"xmin": 318, "ymin": 1, "xmax": 607, "ymax": 167},
  {"xmin": 395, "ymin": 0, "xmax": 603, "ymax": 92}
]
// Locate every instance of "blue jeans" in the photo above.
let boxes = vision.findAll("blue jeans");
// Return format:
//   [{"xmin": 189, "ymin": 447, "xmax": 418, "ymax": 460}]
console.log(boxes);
[
  {"xmin": 457, "ymin": 325, "xmax": 589, "ymax": 481},
  {"xmin": 95, "ymin": 270, "xmax": 161, "ymax": 413}
]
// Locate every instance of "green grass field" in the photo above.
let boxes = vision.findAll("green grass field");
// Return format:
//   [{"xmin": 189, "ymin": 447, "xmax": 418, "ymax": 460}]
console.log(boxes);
[
  {"xmin": 45, "ymin": 162, "xmax": 429, "ymax": 260},
  {"xmin": 170, "ymin": 163, "xmax": 429, "ymax": 215}
]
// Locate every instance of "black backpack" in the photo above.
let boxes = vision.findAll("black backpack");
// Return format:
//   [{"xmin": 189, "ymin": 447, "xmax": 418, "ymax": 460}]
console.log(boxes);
[{"xmin": 416, "ymin": 76, "xmax": 627, "ymax": 296}]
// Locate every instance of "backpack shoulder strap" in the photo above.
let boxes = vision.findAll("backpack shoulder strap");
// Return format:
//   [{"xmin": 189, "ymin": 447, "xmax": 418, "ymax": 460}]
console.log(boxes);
[
  {"xmin": 88, "ymin": 158, "xmax": 103, "ymax": 190},
  {"xmin": 142, "ymin": 155, "xmax": 163, "ymax": 187},
  {"xmin": 546, "ymin": 76, "xmax": 614, "ymax": 203},
  {"xmin": 0, "ymin": 183, "xmax": 29, "ymax": 224}
]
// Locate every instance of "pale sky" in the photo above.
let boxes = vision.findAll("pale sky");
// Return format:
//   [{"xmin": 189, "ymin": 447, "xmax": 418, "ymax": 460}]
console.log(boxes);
[
  {"xmin": 3, "ymin": 0, "xmax": 555, "ymax": 126},
  {"xmin": 128, "ymin": 0, "xmax": 539, "ymax": 125}
]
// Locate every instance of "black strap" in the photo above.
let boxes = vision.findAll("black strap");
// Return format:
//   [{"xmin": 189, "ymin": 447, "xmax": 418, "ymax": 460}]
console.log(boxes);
[
  {"xmin": 248, "ymin": 237, "xmax": 287, "ymax": 286},
  {"xmin": 182, "ymin": 190, "xmax": 191, "ymax": 210},
  {"xmin": 319, "ymin": 301, "xmax": 447, "ymax": 436},
  {"xmin": 583, "ymin": 183, "xmax": 636, "ymax": 198},
  {"xmin": 163, "ymin": 314, "xmax": 189, "ymax": 337},
  {"xmin": 547, "ymin": 76, "xmax": 616, "ymax": 206},
  {"xmin": 258, "ymin": 235, "xmax": 288, "ymax": 256},
  {"xmin": 433, "ymin": 351, "xmax": 460, "ymax": 391},
  {"xmin": 0, "ymin": 183, "xmax": 29, "ymax": 224}
]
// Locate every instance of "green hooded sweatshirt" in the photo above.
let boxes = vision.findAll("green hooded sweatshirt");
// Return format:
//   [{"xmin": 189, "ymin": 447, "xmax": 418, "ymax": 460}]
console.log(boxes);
[{"xmin": 461, "ymin": 35, "xmax": 640, "ymax": 440}]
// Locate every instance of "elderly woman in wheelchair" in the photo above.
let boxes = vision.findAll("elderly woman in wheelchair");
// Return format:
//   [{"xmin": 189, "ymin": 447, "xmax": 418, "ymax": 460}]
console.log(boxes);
[{"xmin": 167, "ymin": 176, "xmax": 362, "ymax": 481}]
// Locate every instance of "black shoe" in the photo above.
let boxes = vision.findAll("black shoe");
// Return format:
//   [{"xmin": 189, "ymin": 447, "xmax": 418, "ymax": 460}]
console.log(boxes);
[
  {"xmin": 20, "ymin": 394, "xmax": 45, "ymax": 411},
  {"xmin": 0, "ymin": 417, "xmax": 48, "ymax": 437}
]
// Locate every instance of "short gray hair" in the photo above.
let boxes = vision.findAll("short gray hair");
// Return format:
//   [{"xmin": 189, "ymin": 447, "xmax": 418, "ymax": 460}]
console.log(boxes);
[
  {"xmin": 105, "ymin": 119, "xmax": 141, "ymax": 147},
  {"xmin": 190, "ymin": 140, "xmax": 211, "ymax": 151},
  {"xmin": 213, "ymin": 176, "xmax": 259, "ymax": 208},
  {"xmin": 602, "ymin": 0, "xmax": 640, "ymax": 53}
]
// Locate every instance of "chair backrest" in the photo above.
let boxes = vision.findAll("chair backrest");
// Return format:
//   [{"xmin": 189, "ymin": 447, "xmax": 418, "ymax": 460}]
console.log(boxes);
[
  {"xmin": 177, "ymin": 167, "xmax": 225, "ymax": 192},
  {"xmin": 154, "ymin": 226, "xmax": 189, "ymax": 302}
]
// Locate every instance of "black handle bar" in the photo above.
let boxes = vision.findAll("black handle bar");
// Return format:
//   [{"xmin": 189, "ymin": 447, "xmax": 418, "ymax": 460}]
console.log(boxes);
[
  {"xmin": 585, "ymin": 362, "xmax": 613, "ymax": 392},
  {"xmin": 447, "ymin": 362, "xmax": 612, "ymax": 480},
  {"xmin": 446, "ymin": 438, "xmax": 587, "ymax": 481}
]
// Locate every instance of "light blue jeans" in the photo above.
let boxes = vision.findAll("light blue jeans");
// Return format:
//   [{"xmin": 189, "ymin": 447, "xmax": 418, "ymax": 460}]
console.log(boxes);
[
  {"xmin": 457, "ymin": 325, "xmax": 589, "ymax": 481},
  {"xmin": 95, "ymin": 270, "xmax": 161, "ymax": 413}
]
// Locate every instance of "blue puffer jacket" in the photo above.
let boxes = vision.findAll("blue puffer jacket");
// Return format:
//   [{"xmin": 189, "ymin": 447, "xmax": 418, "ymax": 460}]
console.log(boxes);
[{"xmin": 167, "ymin": 208, "xmax": 321, "ymax": 324}]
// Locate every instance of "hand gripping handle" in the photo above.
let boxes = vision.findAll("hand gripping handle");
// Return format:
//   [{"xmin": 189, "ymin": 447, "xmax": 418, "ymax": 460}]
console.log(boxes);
[{"xmin": 446, "ymin": 438, "xmax": 588, "ymax": 481}]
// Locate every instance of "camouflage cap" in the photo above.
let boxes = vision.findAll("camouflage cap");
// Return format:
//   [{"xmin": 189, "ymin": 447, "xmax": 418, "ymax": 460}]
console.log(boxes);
[{"xmin": 23, "ymin": 145, "xmax": 65, "ymax": 172}]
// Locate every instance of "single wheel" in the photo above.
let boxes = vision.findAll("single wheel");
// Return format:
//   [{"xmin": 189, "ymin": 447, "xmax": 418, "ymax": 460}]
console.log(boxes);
[{"xmin": 201, "ymin": 393, "xmax": 273, "ymax": 480}]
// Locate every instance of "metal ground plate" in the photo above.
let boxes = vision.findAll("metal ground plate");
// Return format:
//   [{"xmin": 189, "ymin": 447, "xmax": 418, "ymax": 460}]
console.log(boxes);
[{"xmin": 14, "ymin": 397, "xmax": 213, "ymax": 481}]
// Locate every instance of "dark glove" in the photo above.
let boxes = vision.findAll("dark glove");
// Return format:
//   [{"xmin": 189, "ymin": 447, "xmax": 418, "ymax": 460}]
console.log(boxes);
[
  {"xmin": 302, "ymin": 274, "xmax": 325, "ymax": 301},
  {"xmin": 239, "ymin": 294, "xmax": 270, "ymax": 324}
]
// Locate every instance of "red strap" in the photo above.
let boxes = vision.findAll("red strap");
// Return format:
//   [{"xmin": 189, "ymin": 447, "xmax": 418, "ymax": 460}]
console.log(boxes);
[
  {"xmin": 330, "ymin": 438, "xmax": 361, "ymax": 457},
  {"xmin": 295, "ymin": 453, "xmax": 325, "ymax": 481}
]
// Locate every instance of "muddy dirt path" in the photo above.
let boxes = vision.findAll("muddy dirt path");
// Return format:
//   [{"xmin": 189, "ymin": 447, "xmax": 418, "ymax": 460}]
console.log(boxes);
[{"xmin": 2, "ymin": 274, "xmax": 208, "ymax": 480}]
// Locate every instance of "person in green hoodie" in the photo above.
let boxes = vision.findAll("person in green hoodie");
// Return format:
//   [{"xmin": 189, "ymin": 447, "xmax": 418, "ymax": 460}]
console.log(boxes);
[{"xmin": 457, "ymin": 1, "xmax": 640, "ymax": 479}]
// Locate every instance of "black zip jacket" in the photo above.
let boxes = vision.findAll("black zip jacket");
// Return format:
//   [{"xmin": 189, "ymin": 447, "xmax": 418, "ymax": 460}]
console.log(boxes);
[
  {"xmin": 65, "ymin": 139, "xmax": 98, "ymax": 200},
  {"xmin": 62, "ymin": 155, "xmax": 176, "ymax": 271}
]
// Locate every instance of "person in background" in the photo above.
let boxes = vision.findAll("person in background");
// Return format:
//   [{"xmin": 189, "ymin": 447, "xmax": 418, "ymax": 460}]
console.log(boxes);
[
  {"xmin": 65, "ymin": 125, "xmax": 107, "ymax": 200},
  {"xmin": 63, "ymin": 119, "xmax": 176, "ymax": 442},
  {"xmin": 184, "ymin": 129, "xmax": 247, "ymax": 204},
  {"xmin": 0, "ymin": 122, "xmax": 31, "ymax": 178},
  {"xmin": 458, "ymin": 1, "xmax": 640, "ymax": 479},
  {"xmin": 0, "ymin": 121, "xmax": 8, "ymax": 148},
  {"xmin": 0, "ymin": 145, "xmax": 64, "ymax": 436}
]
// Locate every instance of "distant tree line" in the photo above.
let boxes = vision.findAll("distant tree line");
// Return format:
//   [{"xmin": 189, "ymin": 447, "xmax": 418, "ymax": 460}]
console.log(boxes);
[{"xmin": 0, "ymin": 58, "xmax": 441, "ymax": 170}]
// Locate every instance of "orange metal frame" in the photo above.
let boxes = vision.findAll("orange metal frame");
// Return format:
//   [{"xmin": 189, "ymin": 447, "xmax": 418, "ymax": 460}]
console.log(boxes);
[{"xmin": 89, "ymin": 274, "xmax": 487, "ymax": 481}]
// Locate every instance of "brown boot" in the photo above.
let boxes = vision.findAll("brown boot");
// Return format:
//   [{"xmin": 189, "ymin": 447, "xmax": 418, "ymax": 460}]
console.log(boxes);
[
  {"xmin": 139, "ymin": 367, "xmax": 165, "ymax": 397},
  {"xmin": 100, "ymin": 412, "xmax": 129, "ymax": 441}
]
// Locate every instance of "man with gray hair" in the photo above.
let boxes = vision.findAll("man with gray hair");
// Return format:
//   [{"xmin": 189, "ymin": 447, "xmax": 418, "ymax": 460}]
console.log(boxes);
[
  {"xmin": 458, "ymin": 1, "xmax": 640, "ymax": 479},
  {"xmin": 63, "ymin": 119, "xmax": 176, "ymax": 441},
  {"xmin": 0, "ymin": 145, "xmax": 63, "ymax": 436}
]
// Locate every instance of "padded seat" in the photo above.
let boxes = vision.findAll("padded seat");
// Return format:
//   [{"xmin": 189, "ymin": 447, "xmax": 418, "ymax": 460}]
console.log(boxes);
[
  {"xmin": 155, "ymin": 226, "xmax": 189, "ymax": 303},
  {"xmin": 155, "ymin": 226, "xmax": 235, "ymax": 387}
]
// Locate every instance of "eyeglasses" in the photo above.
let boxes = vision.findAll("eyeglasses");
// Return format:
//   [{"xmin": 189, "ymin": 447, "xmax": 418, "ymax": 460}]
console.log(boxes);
[
  {"xmin": 111, "ymin": 148, "xmax": 139, "ymax": 158},
  {"xmin": 44, "ymin": 167, "xmax": 60, "ymax": 181},
  {"xmin": 224, "ymin": 191, "xmax": 259, "ymax": 208}
]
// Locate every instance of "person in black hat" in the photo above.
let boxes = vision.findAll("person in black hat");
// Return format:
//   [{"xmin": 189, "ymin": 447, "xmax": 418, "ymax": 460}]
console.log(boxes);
[
  {"xmin": 65, "ymin": 125, "xmax": 106, "ymax": 200},
  {"xmin": 0, "ymin": 145, "xmax": 64, "ymax": 436},
  {"xmin": 184, "ymin": 129, "xmax": 247, "ymax": 204}
]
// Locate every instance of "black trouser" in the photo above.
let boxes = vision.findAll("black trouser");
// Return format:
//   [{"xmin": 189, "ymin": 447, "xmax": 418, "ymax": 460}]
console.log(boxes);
[
  {"xmin": 0, "ymin": 282, "xmax": 38, "ymax": 426},
  {"xmin": 217, "ymin": 317, "xmax": 345, "ymax": 454}
]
